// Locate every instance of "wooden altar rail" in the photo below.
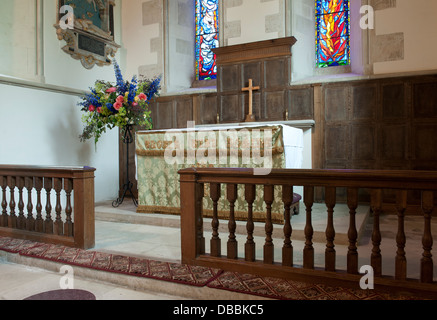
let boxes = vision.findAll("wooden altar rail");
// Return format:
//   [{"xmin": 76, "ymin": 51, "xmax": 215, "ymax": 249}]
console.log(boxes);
[
  {"xmin": 0, "ymin": 165, "xmax": 96, "ymax": 249},
  {"xmin": 179, "ymin": 168, "xmax": 437, "ymax": 297}
]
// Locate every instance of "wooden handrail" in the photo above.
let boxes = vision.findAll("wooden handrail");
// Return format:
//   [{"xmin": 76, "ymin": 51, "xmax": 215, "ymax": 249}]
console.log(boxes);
[
  {"xmin": 179, "ymin": 167, "xmax": 437, "ymax": 298},
  {"xmin": 0, "ymin": 165, "xmax": 96, "ymax": 249}
]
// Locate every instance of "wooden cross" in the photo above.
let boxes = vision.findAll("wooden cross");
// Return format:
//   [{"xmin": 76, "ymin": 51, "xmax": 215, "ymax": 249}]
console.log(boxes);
[{"xmin": 242, "ymin": 79, "xmax": 260, "ymax": 122}]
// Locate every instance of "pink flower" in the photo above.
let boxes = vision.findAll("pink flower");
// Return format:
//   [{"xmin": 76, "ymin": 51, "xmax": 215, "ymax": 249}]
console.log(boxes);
[
  {"xmin": 97, "ymin": 107, "xmax": 102, "ymax": 114},
  {"xmin": 88, "ymin": 105, "xmax": 96, "ymax": 112},
  {"xmin": 106, "ymin": 87, "xmax": 117, "ymax": 93},
  {"xmin": 138, "ymin": 93, "xmax": 148, "ymax": 101},
  {"xmin": 116, "ymin": 95, "xmax": 125, "ymax": 104},
  {"xmin": 113, "ymin": 102, "xmax": 123, "ymax": 111},
  {"xmin": 132, "ymin": 102, "xmax": 138, "ymax": 107}
]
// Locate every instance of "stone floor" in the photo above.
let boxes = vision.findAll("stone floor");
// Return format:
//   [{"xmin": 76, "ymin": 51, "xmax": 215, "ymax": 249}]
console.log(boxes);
[{"xmin": 0, "ymin": 199, "xmax": 436, "ymax": 300}]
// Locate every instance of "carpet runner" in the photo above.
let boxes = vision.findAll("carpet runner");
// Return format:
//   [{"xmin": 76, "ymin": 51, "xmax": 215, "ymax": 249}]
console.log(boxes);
[{"xmin": 0, "ymin": 237, "xmax": 425, "ymax": 300}]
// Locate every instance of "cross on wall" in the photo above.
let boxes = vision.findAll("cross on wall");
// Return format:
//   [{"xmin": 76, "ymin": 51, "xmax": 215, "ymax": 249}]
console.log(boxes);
[{"xmin": 242, "ymin": 79, "xmax": 260, "ymax": 122}]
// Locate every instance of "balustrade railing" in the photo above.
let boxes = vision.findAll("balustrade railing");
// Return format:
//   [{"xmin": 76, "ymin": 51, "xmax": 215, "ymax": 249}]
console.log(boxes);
[
  {"xmin": 179, "ymin": 168, "xmax": 437, "ymax": 297},
  {"xmin": 0, "ymin": 165, "xmax": 96, "ymax": 249}
]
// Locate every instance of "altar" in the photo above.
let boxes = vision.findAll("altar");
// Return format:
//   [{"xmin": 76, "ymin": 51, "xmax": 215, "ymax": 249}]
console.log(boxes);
[{"xmin": 135, "ymin": 123, "xmax": 304, "ymax": 224}]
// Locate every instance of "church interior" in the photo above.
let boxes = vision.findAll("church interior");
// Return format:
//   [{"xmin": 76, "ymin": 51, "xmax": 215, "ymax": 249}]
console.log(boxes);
[{"xmin": 1, "ymin": 0, "xmax": 437, "ymax": 301}]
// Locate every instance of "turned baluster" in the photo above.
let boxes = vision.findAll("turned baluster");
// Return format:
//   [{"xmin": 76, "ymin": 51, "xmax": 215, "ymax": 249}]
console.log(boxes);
[
  {"xmin": 44, "ymin": 177, "xmax": 54, "ymax": 234},
  {"xmin": 64, "ymin": 178, "xmax": 73, "ymax": 236},
  {"xmin": 282, "ymin": 185, "xmax": 293, "ymax": 267},
  {"xmin": 34, "ymin": 177, "xmax": 44, "ymax": 232},
  {"xmin": 264, "ymin": 185, "xmax": 274, "ymax": 264},
  {"xmin": 17, "ymin": 177, "xmax": 25, "ymax": 230},
  {"xmin": 303, "ymin": 186, "xmax": 315, "ymax": 269},
  {"xmin": 54, "ymin": 178, "xmax": 63, "ymax": 236},
  {"xmin": 421, "ymin": 191, "xmax": 434, "ymax": 283},
  {"xmin": 210, "ymin": 183, "xmax": 221, "ymax": 257},
  {"xmin": 1, "ymin": 176, "xmax": 8, "ymax": 227},
  {"xmin": 347, "ymin": 188, "xmax": 359, "ymax": 274},
  {"xmin": 25, "ymin": 177, "xmax": 35, "ymax": 231},
  {"xmin": 370, "ymin": 189, "xmax": 382, "ymax": 277},
  {"xmin": 325, "ymin": 187, "xmax": 336, "ymax": 272},
  {"xmin": 227, "ymin": 184, "xmax": 238, "ymax": 259},
  {"xmin": 196, "ymin": 183, "xmax": 205, "ymax": 255},
  {"xmin": 8, "ymin": 176, "xmax": 16, "ymax": 228},
  {"xmin": 245, "ymin": 184, "xmax": 256, "ymax": 262},
  {"xmin": 395, "ymin": 190, "xmax": 407, "ymax": 281}
]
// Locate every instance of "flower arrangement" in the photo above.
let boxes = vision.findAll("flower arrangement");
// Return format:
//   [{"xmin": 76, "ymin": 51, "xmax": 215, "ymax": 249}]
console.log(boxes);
[{"xmin": 79, "ymin": 60, "xmax": 161, "ymax": 145}]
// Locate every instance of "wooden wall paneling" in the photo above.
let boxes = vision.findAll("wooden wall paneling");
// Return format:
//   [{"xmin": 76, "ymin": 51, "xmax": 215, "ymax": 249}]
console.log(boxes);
[
  {"xmin": 155, "ymin": 99, "xmax": 175, "ymax": 129},
  {"xmin": 288, "ymin": 86, "xmax": 314, "ymax": 120},
  {"xmin": 175, "ymin": 97, "xmax": 193, "ymax": 129},
  {"xmin": 197, "ymin": 93, "xmax": 218, "ymax": 125},
  {"xmin": 264, "ymin": 57, "xmax": 290, "ymax": 89},
  {"xmin": 219, "ymin": 64, "xmax": 240, "ymax": 92},
  {"xmin": 263, "ymin": 90, "xmax": 287, "ymax": 121},
  {"xmin": 220, "ymin": 94, "xmax": 243, "ymax": 123}
]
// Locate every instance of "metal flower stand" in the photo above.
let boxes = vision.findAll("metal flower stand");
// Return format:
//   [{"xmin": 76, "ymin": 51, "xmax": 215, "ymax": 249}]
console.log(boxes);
[{"xmin": 112, "ymin": 124, "xmax": 138, "ymax": 207}]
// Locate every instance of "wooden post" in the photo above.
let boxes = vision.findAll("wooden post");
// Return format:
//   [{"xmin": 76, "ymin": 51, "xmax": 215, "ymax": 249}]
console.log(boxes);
[
  {"xmin": 347, "ymin": 187, "xmax": 358, "ymax": 274},
  {"xmin": 227, "ymin": 184, "xmax": 238, "ymax": 259},
  {"xmin": 264, "ymin": 185, "xmax": 274, "ymax": 264},
  {"xmin": 303, "ymin": 186, "xmax": 315, "ymax": 269},
  {"xmin": 282, "ymin": 185, "xmax": 293, "ymax": 267},
  {"xmin": 210, "ymin": 183, "xmax": 221, "ymax": 257},
  {"xmin": 370, "ymin": 189, "xmax": 382, "ymax": 277},
  {"xmin": 325, "ymin": 187, "xmax": 336, "ymax": 272},
  {"xmin": 395, "ymin": 190, "xmax": 407, "ymax": 281},
  {"xmin": 72, "ymin": 168, "xmax": 96, "ymax": 250},
  {"xmin": 180, "ymin": 169, "xmax": 202, "ymax": 265},
  {"xmin": 245, "ymin": 184, "xmax": 256, "ymax": 262},
  {"xmin": 421, "ymin": 191, "xmax": 434, "ymax": 283}
]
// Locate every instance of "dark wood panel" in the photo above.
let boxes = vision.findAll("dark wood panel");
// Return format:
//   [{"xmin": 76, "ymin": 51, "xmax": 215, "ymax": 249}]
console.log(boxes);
[
  {"xmin": 155, "ymin": 101, "xmax": 174, "ymax": 129},
  {"xmin": 197, "ymin": 94, "xmax": 218, "ymax": 125},
  {"xmin": 413, "ymin": 81, "xmax": 437, "ymax": 118},
  {"xmin": 289, "ymin": 87, "xmax": 313, "ymax": 119},
  {"xmin": 220, "ymin": 94, "xmax": 243, "ymax": 123},
  {"xmin": 352, "ymin": 84, "xmax": 377, "ymax": 120},
  {"xmin": 175, "ymin": 98, "xmax": 193, "ymax": 128},
  {"xmin": 324, "ymin": 86, "xmax": 348, "ymax": 122},
  {"xmin": 351, "ymin": 124, "xmax": 376, "ymax": 161},
  {"xmin": 219, "ymin": 64, "xmax": 240, "ymax": 92},
  {"xmin": 263, "ymin": 91, "xmax": 286, "ymax": 121},
  {"xmin": 325, "ymin": 125, "xmax": 348, "ymax": 162},
  {"xmin": 382, "ymin": 83, "xmax": 407, "ymax": 119},
  {"xmin": 264, "ymin": 58, "xmax": 290, "ymax": 89},
  {"xmin": 381, "ymin": 124, "xmax": 408, "ymax": 161}
]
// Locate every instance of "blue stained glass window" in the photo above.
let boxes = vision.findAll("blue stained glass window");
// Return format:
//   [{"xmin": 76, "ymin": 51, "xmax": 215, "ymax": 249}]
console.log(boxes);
[
  {"xmin": 316, "ymin": 0, "xmax": 350, "ymax": 68},
  {"xmin": 195, "ymin": 0, "xmax": 219, "ymax": 81}
]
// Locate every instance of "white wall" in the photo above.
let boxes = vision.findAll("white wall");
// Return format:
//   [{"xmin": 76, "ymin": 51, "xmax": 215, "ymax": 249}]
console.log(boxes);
[
  {"xmin": 373, "ymin": 0, "xmax": 437, "ymax": 75},
  {"xmin": 225, "ymin": 0, "xmax": 285, "ymax": 46},
  {"xmin": 0, "ymin": 0, "xmax": 124, "ymax": 202}
]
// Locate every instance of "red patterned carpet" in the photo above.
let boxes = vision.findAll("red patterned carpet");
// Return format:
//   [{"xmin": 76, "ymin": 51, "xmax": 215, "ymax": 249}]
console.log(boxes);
[{"xmin": 0, "ymin": 237, "xmax": 427, "ymax": 300}]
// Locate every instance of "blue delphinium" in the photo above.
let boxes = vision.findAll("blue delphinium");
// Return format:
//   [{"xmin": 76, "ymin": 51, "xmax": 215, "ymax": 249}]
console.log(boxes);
[
  {"xmin": 114, "ymin": 60, "xmax": 128, "ymax": 95},
  {"xmin": 146, "ymin": 76, "xmax": 161, "ymax": 100},
  {"xmin": 128, "ymin": 75, "xmax": 138, "ymax": 104}
]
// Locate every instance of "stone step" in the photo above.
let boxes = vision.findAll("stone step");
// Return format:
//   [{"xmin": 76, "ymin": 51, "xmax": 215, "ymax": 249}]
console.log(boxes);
[{"xmin": 95, "ymin": 201, "xmax": 370, "ymax": 246}]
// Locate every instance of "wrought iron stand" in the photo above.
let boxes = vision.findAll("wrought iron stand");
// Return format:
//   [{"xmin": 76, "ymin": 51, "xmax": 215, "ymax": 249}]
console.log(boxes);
[{"xmin": 112, "ymin": 124, "xmax": 138, "ymax": 207}]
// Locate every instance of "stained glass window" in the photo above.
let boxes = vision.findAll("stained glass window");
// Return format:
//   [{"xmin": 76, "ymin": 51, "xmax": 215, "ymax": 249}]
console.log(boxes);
[
  {"xmin": 195, "ymin": 0, "xmax": 219, "ymax": 81},
  {"xmin": 316, "ymin": 0, "xmax": 350, "ymax": 68}
]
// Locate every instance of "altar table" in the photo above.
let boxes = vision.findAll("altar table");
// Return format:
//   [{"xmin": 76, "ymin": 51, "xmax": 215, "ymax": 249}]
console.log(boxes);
[{"xmin": 135, "ymin": 124, "xmax": 304, "ymax": 224}]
